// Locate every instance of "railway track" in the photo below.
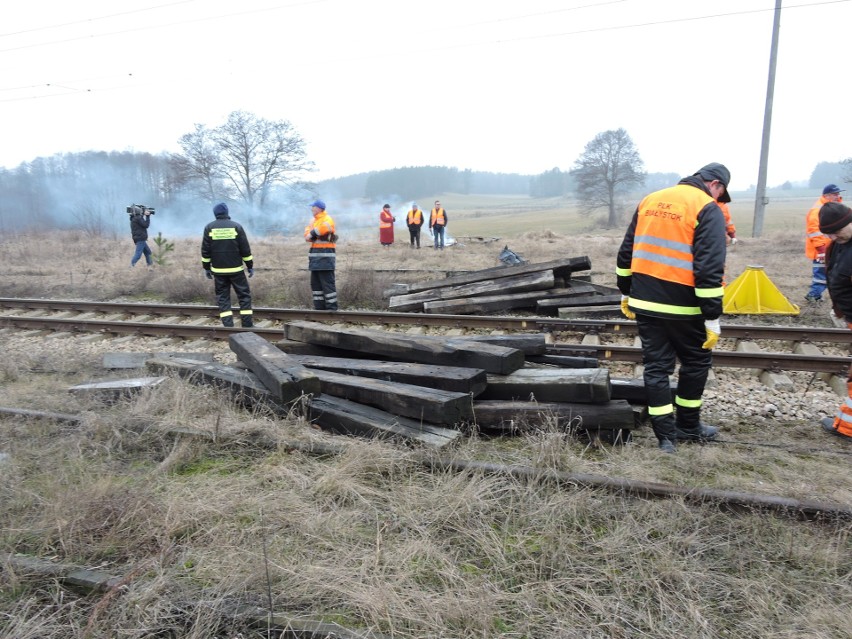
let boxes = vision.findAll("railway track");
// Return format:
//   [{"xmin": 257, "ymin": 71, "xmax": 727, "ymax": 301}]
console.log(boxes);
[{"xmin": 0, "ymin": 297, "xmax": 850, "ymax": 374}]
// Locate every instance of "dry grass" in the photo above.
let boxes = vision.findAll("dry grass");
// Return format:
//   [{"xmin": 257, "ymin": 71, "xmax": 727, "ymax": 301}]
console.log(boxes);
[{"xmin": 1, "ymin": 198, "xmax": 852, "ymax": 638}]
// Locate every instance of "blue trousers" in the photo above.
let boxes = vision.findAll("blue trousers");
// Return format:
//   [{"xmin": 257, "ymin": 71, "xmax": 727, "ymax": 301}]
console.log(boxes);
[
  {"xmin": 807, "ymin": 261, "xmax": 827, "ymax": 299},
  {"xmin": 131, "ymin": 241, "xmax": 152, "ymax": 266},
  {"xmin": 433, "ymin": 225, "xmax": 445, "ymax": 249}
]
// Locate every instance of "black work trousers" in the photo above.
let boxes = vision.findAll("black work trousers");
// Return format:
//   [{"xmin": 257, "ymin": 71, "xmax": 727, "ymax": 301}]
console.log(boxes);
[
  {"xmin": 214, "ymin": 272, "xmax": 252, "ymax": 327},
  {"xmin": 310, "ymin": 269, "xmax": 338, "ymax": 311},
  {"xmin": 636, "ymin": 314, "xmax": 712, "ymax": 440},
  {"xmin": 408, "ymin": 225, "xmax": 421, "ymax": 248}
]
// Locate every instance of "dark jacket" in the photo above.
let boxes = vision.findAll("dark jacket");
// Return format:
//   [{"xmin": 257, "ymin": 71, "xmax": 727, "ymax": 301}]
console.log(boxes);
[
  {"xmin": 129, "ymin": 212, "xmax": 150, "ymax": 243},
  {"xmin": 616, "ymin": 175, "xmax": 727, "ymax": 320},
  {"xmin": 826, "ymin": 239, "xmax": 852, "ymax": 322},
  {"xmin": 201, "ymin": 213, "xmax": 253, "ymax": 275}
]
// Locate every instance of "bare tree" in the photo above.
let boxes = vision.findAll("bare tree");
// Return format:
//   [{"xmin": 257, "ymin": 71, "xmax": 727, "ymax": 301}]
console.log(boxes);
[
  {"xmin": 571, "ymin": 128, "xmax": 645, "ymax": 227},
  {"xmin": 172, "ymin": 111, "xmax": 313, "ymax": 208}
]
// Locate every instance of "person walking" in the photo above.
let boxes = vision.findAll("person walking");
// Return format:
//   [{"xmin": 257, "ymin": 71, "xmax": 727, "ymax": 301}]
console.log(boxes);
[
  {"xmin": 430, "ymin": 200, "xmax": 448, "ymax": 250},
  {"xmin": 305, "ymin": 199, "xmax": 338, "ymax": 311},
  {"xmin": 201, "ymin": 202, "xmax": 254, "ymax": 328},
  {"xmin": 129, "ymin": 205, "xmax": 154, "ymax": 269},
  {"xmin": 379, "ymin": 204, "xmax": 395, "ymax": 247},
  {"xmin": 407, "ymin": 203, "xmax": 424, "ymax": 248},
  {"xmin": 616, "ymin": 163, "xmax": 730, "ymax": 453},
  {"xmin": 818, "ymin": 201, "xmax": 852, "ymax": 441},
  {"xmin": 805, "ymin": 184, "xmax": 845, "ymax": 303}
]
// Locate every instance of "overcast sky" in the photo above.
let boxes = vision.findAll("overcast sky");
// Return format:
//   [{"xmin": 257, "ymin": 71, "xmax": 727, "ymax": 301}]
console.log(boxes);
[{"xmin": 2, "ymin": 0, "xmax": 850, "ymax": 190}]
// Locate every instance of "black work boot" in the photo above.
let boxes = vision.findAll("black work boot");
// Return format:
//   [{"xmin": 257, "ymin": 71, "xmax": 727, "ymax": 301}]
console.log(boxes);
[
  {"xmin": 241, "ymin": 318, "xmax": 253, "ymax": 328},
  {"xmin": 650, "ymin": 415, "xmax": 677, "ymax": 454},
  {"xmin": 675, "ymin": 406, "xmax": 719, "ymax": 442},
  {"xmin": 221, "ymin": 317, "xmax": 234, "ymax": 328}
]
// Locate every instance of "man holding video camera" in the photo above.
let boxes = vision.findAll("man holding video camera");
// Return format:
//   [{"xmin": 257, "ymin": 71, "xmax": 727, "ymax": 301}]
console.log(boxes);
[{"xmin": 128, "ymin": 204, "xmax": 154, "ymax": 269}]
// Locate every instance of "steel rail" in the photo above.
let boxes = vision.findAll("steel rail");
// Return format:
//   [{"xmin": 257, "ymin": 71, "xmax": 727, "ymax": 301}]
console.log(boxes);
[
  {"xmin": 2, "ymin": 315, "xmax": 849, "ymax": 375},
  {"xmin": 0, "ymin": 297, "xmax": 850, "ymax": 343}
]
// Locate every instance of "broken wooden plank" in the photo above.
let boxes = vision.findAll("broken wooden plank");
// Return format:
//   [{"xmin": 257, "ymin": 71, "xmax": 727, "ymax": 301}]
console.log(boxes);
[
  {"xmin": 307, "ymin": 395, "xmax": 462, "ymax": 449},
  {"xmin": 68, "ymin": 377, "xmax": 167, "ymax": 402},
  {"xmin": 146, "ymin": 355, "xmax": 289, "ymax": 408},
  {"xmin": 284, "ymin": 354, "xmax": 488, "ymax": 396},
  {"xmin": 389, "ymin": 270, "xmax": 555, "ymax": 312},
  {"xmin": 557, "ymin": 304, "xmax": 622, "ymax": 318},
  {"xmin": 421, "ymin": 284, "xmax": 598, "ymax": 314},
  {"xmin": 284, "ymin": 321, "xmax": 525, "ymax": 375},
  {"xmin": 537, "ymin": 294, "xmax": 621, "ymax": 313},
  {"xmin": 400, "ymin": 256, "xmax": 592, "ymax": 294},
  {"xmin": 472, "ymin": 399, "xmax": 635, "ymax": 433},
  {"xmin": 307, "ymin": 368, "xmax": 473, "ymax": 425},
  {"xmin": 451, "ymin": 334, "xmax": 547, "ymax": 355},
  {"xmin": 479, "ymin": 368, "xmax": 611, "ymax": 403},
  {"xmin": 102, "ymin": 351, "xmax": 215, "ymax": 369},
  {"xmin": 228, "ymin": 332, "xmax": 321, "ymax": 402}
]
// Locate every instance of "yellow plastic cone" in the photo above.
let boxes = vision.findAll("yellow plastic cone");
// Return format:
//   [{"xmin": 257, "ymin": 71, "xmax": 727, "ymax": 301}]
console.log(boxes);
[{"xmin": 722, "ymin": 265, "xmax": 800, "ymax": 315}]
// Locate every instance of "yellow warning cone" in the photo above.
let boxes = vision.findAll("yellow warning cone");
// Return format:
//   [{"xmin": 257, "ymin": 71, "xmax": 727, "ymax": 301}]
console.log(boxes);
[{"xmin": 722, "ymin": 265, "xmax": 800, "ymax": 315}]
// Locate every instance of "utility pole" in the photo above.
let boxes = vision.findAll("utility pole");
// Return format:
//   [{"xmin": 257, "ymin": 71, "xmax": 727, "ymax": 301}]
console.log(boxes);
[{"xmin": 752, "ymin": 0, "xmax": 783, "ymax": 237}]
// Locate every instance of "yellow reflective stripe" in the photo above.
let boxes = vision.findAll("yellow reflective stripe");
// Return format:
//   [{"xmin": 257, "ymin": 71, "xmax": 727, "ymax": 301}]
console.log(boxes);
[
  {"xmin": 210, "ymin": 228, "xmax": 238, "ymax": 240},
  {"xmin": 201, "ymin": 257, "xmax": 211, "ymax": 263},
  {"xmin": 628, "ymin": 297, "xmax": 702, "ymax": 315},
  {"xmin": 211, "ymin": 266, "xmax": 244, "ymax": 274},
  {"xmin": 219, "ymin": 311, "xmax": 232, "ymax": 318},
  {"xmin": 239, "ymin": 309, "xmax": 253, "ymax": 315},
  {"xmin": 695, "ymin": 287, "xmax": 724, "ymax": 298},
  {"xmin": 648, "ymin": 404, "xmax": 674, "ymax": 416},
  {"xmin": 243, "ymin": 255, "xmax": 253, "ymax": 261},
  {"xmin": 615, "ymin": 266, "xmax": 632, "ymax": 276},
  {"xmin": 675, "ymin": 396, "xmax": 702, "ymax": 408}
]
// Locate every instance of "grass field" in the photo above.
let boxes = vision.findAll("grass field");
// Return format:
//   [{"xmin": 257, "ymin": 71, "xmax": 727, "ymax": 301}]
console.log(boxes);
[{"xmin": 1, "ymin": 190, "xmax": 850, "ymax": 639}]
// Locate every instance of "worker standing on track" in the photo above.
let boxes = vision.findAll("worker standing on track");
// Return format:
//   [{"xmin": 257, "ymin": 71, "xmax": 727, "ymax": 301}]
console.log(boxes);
[
  {"xmin": 616, "ymin": 163, "xmax": 730, "ymax": 453},
  {"xmin": 818, "ymin": 201, "xmax": 852, "ymax": 442},
  {"xmin": 201, "ymin": 202, "xmax": 254, "ymax": 328}
]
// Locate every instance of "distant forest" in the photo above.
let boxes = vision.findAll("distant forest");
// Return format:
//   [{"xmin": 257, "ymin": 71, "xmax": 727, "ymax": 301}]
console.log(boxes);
[{"xmin": 0, "ymin": 151, "xmax": 848, "ymax": 236}]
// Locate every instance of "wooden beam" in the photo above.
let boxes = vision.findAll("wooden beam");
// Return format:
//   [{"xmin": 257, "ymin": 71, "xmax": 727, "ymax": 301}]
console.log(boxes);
[
  {"xmin": 306, "ymin": 395, "xmax": 462, "ymax": 449},
  {"xmin": 228, "ymin": 332, "xmax": 321, "ymax": 402},
  {"xmin": 479, "ymin": 368, "xmax": 611, "ymax": 403},
  {"xmin": 401, "ymin": 256, "xmax": 592, "ymax": 294},
  {"xmin": 472, "ymin": 399, "xmax": 635, "ymax": 433},
  {"xmin": 307, "ymin": 368, "xmax": 473, "ymax": 425},
  {"xmin": 284, "ymin": 353, "xmax": 488, "ymax": 396},
  {"xmin": 389, "ymin": 270, "xmax": 555, "ymax": 312},
  {"xmin": 284, "ymin": 321, "xmax": 525, "ymax": 374}
]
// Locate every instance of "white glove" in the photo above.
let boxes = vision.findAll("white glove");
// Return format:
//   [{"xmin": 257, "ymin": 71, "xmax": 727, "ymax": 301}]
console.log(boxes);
[
  {"xmin": 702, "ymin": 318, "xmax": 721, "ymax": 350},
  {"xmin": 730, "ymin": 237, "xmax": 738, "ymax": 245}
]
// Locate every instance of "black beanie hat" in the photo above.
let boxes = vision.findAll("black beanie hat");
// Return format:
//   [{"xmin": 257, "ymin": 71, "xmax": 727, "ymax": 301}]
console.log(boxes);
[
  {"xmin": 819, "ymin": 202, "xmax": 852, "ymax": 234},
  {"xmin": 213, "ymin": 202, "xmax": 229, "ymax": 217}
]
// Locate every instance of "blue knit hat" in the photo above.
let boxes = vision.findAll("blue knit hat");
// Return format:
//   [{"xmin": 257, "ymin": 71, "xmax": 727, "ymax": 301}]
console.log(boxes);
[
  {"xmin": 213, "ymin": 202, "xmax": 229, "ymax": 217},
  {"xmin": 310, "ymin": 200, "xmax": 326, "ymax": 211}
]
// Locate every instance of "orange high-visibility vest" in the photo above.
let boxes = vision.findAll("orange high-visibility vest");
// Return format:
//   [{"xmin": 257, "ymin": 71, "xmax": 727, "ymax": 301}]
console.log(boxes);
[
  {"xmin": 379, "ymin": 210, "xmax": 394, "ymax": 229},
  {"xmin": 805, "ymin": 196, "xmax": 831, "ymax": 259},
  {"xmin": 407, "ymin": 209, "xmax": 423, "ymax": 225},
  {"xmin": 630, "ymin": 184, "xmax": 714, "ymax": 288},
  {"xmin": 430, "ymin": 208, "xmax": 445, "ymax": 226},
  {"xmin": 305, "ymin": 211, "xmax": 336, "ymax": 249}
]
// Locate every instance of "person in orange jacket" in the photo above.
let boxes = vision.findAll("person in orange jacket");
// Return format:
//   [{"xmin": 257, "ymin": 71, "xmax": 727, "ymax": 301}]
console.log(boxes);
[
  {"xmin": 805, "ymin": 184, "xmax": 845, "ymax": 303},
  {"xmin": 304, "ymin": 199, "xmax": 338, "ymax": 311},
  {"xmin": 717, "ymin": 191, "xmax": 737, "ymax": 245},
  {"xmin": 379, "ymin": 204, "xmax": 395, "ymax": 247},
  {"xmin": 818, "ymin": 201, "xmax": 852, "ymax": 441}
]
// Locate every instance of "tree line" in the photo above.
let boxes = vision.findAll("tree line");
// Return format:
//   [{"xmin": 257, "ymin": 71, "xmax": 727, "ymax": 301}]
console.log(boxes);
[{"xmin": 0, "ymin": 112, "xmax": 849, "ymax": 235}]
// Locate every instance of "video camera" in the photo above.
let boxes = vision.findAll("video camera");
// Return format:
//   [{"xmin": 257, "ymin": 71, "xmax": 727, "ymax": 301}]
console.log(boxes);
[{"xmin": 127, "ymin": 204, "xmax": 155, "ymax": 215}]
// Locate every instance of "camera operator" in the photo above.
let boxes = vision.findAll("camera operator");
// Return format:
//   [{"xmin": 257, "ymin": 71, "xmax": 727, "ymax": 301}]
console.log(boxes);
[{"xmin": 129, "ymin": 205, "xmax": 154, "ymax": 269}]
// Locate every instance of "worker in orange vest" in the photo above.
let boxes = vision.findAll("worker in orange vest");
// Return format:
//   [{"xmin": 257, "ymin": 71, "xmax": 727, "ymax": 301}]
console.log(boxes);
[
  {"xmin": 819, "ymin": 202, "xmax": 852, "ymax": 441},
  {"xmin": 304, "ymin": 199, "xmax": 338, "ymax": 311},
  {"xmin": 717, "ymin": 192, "xmax": 737, "ymax": 245},
  {"xmin": 805, "ymin": 184, "xmax": 844, "ymax": 303},
  {"xmin": 406, "ymin": 203, "xmax": 424, "ymax": 248},
  {"xmin": 430, "ymin": 200, "xmax": 448, "ymax": 250},
  {"xmin": 616, "ymin": 163, "xmax": 729, "ymax": 453}
]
